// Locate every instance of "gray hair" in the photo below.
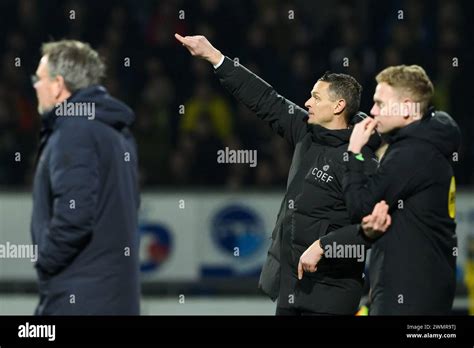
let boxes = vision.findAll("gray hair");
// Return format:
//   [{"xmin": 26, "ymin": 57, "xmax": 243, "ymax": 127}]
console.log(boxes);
[{"xmin": 41, "ymin": 40, "xmax": 106, "ymax": 93}]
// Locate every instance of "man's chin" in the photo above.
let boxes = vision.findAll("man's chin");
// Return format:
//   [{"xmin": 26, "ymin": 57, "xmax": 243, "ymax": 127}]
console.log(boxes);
[
  {"xmin": 376, "ymin": 124, "xmax": 393, "ymax": 135},
  {"xmin": 38, "ymin": 105, "xmax": 53, "ymax": 116},
  {"xmin": 307, "ymin": 117, "xmax": 319, "ymax": 125}
]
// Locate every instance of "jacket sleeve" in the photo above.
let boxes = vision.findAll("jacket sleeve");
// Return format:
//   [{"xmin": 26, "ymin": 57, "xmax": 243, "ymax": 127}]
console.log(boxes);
[
  {"xmin": 319, "ymin": 146, "xmax": 380, "ymax": 248},
  {"xmin": 343, "ymin": 143, "xmax": 425, "ymax": 223},
  {"xmin": 214, "ymin": 56, "xmax": 308, "ymax": 148},
  {"xmin": 319, "ymin": 224, "xmax": 374, "ymax": 249},
  {"xmin": 35, "ymin": 123, "xmax": 98, "ymax": 278}
]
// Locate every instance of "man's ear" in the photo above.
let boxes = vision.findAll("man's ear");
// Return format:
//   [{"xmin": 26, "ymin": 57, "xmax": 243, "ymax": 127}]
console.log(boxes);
[
  {"xmin": 53, "ymin": 75, "xmax": 67, "ymax": 99},
  {"xmin": 334, "ymin": 99, "xmax": 346, "ymax": 115},
  {"xmin": 401, "ymin": 98, "xmax": 421, "ymax": 120},
  {"xmin": 401, "ymin": 98, "xmax": 410, "ymax": 119}
]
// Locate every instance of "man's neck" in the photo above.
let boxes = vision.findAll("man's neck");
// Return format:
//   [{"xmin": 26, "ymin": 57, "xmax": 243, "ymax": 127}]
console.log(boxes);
[
  {"xmin": 376, "ymin": 142, "xmax": 389, "ymax": 161},
  {"xmin": 322, "ymin": 119, "xmax": 348, "ymax": 130}
]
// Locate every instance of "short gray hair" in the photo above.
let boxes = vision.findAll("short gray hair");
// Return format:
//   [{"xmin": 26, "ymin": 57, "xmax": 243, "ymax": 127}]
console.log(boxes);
[{"xmin": 41, "ymin": 40, "xmax": 106, "ymax": 93}]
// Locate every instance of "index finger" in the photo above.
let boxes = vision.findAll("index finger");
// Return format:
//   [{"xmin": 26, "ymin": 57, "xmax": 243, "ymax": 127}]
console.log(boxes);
[
  {"xmin": 359, "ymin": 117, "xmax": 373, "ymax": 126},
  {"xmin": 372, "ymin": 201, "xmax": 383, "ymax": 216},
  {"xmin": 378, "ymin": 200, "xmax": 389, "ymax": 215},
  {"xmin": 174, "ymin": 33, "xmax": 187, "ymax": 44}
]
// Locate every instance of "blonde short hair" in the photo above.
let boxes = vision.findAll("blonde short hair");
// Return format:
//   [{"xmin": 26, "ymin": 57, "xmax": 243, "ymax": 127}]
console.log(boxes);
[{"xmin": 376, "ymin": 65, "xmax": 434, "ymax": 114}]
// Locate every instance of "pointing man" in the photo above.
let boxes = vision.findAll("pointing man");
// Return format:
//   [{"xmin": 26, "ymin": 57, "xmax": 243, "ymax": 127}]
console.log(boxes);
[{"xmin": 176, "ymin": 33, "xmax": 390, "ymax": 315}]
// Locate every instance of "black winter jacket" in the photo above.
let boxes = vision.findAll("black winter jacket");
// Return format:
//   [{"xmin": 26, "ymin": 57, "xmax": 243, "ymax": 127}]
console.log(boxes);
[
  {"xmin": 343, "ymin": 109, "xmax": 460, "ymax": 315},
  {"xmin": 215, "ymin": 57, "xmax": 380, "ymax": 314}
]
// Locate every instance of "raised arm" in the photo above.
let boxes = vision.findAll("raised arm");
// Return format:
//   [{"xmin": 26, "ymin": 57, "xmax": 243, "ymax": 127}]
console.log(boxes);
[{"xmin": 175, "ymin": 33, "xmax": 308, "ymax": 147}]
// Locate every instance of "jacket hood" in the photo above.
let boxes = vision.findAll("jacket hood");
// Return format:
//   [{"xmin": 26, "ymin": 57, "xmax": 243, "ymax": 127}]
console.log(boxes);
[
  {"xmin": 387, "ymin": 108, "xmax": 461, "ymax": 158},
  {"xmin": 41, "ymin": 85, "xmax": 135, "ymax": 131}
]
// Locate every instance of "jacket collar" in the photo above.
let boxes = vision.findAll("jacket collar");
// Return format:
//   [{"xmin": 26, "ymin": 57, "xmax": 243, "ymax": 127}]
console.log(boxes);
[
  {"xmin": 383, "ymin": 106, "xmax": 435, "ymax": 144},
  {"xmin": 307, "ymin": 123, "xmax": 352, "ymax": 147},
  {"xmin": 306, "ymin": 122, "xmax": 381, "ymax": 151}
]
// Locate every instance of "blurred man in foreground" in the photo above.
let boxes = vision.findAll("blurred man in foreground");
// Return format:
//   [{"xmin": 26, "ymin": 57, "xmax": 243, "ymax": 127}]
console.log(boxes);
[{"xmin": 31, "ymin": 40, "xmax": 140, "ymax": 315}]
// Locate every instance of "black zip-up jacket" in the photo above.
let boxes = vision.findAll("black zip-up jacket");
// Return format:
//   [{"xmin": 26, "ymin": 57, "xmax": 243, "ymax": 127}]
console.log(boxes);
[
  {"xmin": 343, "ymin": 109, "xmax": 460, "ymax": 315},
  {"xmin": 215, "ymin": 57, "xmax": 380, "ymax": 314}
]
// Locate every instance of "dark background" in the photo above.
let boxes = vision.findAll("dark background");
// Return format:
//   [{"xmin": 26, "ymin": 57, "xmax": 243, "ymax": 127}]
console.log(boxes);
[{"xmin": 0, "ymin": 0, "xmax": 472, "ymax": 189}]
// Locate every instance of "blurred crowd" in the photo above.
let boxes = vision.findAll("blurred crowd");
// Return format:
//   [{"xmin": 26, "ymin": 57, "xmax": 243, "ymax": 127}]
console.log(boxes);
[{"xmin": 0, "ymin": 0, "xmax": 472, "ymax": 189}]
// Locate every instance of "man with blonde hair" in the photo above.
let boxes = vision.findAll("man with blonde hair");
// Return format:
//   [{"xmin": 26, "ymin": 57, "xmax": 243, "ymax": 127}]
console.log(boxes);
[{"xmin": 345, "ymin": 65, "xmax": 461, "ymax": 314}]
